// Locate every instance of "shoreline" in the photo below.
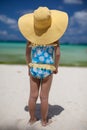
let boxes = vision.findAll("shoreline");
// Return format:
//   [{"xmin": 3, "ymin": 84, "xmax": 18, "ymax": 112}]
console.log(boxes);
[{"xmin": 0, "ymin": 63, "xmax": 87, "ymax": 67}]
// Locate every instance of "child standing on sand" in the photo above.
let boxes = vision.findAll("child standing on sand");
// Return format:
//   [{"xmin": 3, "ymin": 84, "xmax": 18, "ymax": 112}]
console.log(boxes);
[{"xmin": 18, "ymin": 6, "xmax": 68, "ymax": 126}]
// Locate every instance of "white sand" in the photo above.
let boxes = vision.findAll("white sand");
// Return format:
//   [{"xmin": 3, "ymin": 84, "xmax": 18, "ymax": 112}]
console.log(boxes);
[{"xmin": 0, "ymin": 65, "xmax": 87, "ymax": 130}]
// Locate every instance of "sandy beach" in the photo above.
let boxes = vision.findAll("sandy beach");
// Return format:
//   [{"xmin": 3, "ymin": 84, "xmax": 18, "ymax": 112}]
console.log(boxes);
[{"xmin": 0, "ymin": 65, "xmax": 87, "ymax": 130}]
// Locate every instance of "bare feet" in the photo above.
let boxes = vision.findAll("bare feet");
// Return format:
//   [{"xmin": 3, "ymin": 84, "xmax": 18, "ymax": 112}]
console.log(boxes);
[
  {"xmin": 41, "ymin": 119, "xmax": 52, "ymax": 126},
  {"xmin": 28, "ymin": 117, "xmax": 37, "ymax": 125}
]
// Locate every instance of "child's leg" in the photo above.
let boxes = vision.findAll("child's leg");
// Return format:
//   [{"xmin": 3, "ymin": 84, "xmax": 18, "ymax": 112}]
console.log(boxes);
[
  {"xmin": 28, "ymin": 74, "xmax": 40, "ymax": 123},
  {"xmin": 40, "ymin": 74, "xmax": 53, "ymax": 126}
]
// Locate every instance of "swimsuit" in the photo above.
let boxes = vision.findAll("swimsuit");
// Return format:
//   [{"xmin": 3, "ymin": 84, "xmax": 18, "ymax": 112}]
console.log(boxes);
[{"xmin": 29, "ymin": 45, "xmax": 56, "ymax": 79}]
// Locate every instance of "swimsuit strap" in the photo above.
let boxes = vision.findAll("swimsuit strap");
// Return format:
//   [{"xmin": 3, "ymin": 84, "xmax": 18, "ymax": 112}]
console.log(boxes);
[{"xmin": 29, "ymin": 63, "xmax": 56, "ymax": 71}]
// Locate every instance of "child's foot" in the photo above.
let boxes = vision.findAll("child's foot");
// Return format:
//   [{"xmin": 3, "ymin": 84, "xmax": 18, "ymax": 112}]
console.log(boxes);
[
  {"xmin": 28, "ymin": 118, "xmax": 37, "ymax": 125},
  {"xmin": 41, "ymin": 119, "xmax": 52, "ymax": 126}
]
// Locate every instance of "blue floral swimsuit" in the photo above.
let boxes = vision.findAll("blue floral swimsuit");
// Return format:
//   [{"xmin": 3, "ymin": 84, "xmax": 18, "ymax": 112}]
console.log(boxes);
[{"xmin": 29, "ymin": 45, "xmax": 56, "ymax": 79}]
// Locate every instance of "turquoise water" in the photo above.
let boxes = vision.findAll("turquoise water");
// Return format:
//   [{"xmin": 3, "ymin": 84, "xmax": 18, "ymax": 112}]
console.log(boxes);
[
  {"xmin": 0, "ymin": 42, "xmax": 26, "ymax": 64},
  {"xmin": 0, "ymin": 41, "xmax": 87, "ymax": 66},
  {"xmin": 60, "ymin": 45, "xmax": 87, "ymax": 66}
]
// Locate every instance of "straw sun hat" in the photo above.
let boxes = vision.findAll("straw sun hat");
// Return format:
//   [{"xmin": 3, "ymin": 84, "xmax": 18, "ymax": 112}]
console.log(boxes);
[{"xmin": 18, "ymin": 7, "xmax": 68, "ymax": 45}]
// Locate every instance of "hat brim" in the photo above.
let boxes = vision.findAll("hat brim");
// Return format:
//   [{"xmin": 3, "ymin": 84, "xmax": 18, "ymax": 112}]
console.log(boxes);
[{"xmin": 18, "ymin": 10, "xmax": 68, "ymax": 45}]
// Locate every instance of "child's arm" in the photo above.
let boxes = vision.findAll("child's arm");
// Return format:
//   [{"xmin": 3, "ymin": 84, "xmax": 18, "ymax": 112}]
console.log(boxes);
[
  {"xmin": 54, "ymin": 40, "xmax": 60, "ymax": 74},
  {"xmin": 26, "ymin": 41, "xmax": 31, "ymax": 75}
]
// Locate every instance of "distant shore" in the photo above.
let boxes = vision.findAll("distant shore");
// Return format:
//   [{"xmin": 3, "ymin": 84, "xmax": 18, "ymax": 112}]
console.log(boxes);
[{"xmin": 0, "ymin": 40, "xmax": 87, "ymax": 45}]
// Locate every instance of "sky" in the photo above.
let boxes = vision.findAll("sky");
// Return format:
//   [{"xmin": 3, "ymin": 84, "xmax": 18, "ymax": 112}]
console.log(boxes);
[{"xmin": 0, "ymin": 0, "xmax": 87, "ymax": 44}]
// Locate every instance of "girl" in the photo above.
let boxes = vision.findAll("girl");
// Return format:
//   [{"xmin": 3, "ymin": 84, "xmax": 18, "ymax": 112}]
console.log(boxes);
[{"xmin": 18, "ymin": 6, "xmax": 68, "ymax": 126}]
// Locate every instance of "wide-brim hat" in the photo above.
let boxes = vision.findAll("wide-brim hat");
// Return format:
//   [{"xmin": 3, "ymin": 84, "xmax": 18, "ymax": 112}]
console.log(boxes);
[{"xmin": 18, "ymin": 7, "xmax": 68, "ymax": 45}]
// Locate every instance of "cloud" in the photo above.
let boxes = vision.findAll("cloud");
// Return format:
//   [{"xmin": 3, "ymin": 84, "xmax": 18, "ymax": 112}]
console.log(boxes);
[
  {"xmin": 64, "ymin": 0, "xmax": 83, "ymax": 4},
  {"xmin": 69, "ymin": 10, "xmax": 87, "ymax": 33},
  {"xmin": 18, "ymin": 9, "xmax": 33, "ymax": 15},
  {"xmin": 61, "ymin": 10, "xmax": 87, "ymax": 43},
  {"xmin": 0, "ymin": 15, "xmax": 20, "ymax": 40},
  {"xmin": 0, "ymin": 15, "xmax": 17, "ymax": 24},
  {"xmin": 0, "ymin": 30, "xmax": 8, "ymax": 36},
  {"xmin": 57, "ymin": 5, "xmax": 64, "ymax": 10},
  {"xmin": 0, "ymin": 15, "xmax": 17, "ymax": 30},
  {"xmin": 72, "ymin": 10, "xmax": 87, "ymax": 27},
  {"xmin": 0, "ymin": 29, "xmax": 20, "ymax": 40}
]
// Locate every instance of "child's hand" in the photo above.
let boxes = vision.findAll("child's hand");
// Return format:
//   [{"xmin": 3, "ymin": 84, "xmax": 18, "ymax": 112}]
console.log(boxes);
[{"xmin": 53, "ymin": 68, "xmax": 58, "ymax": 74}]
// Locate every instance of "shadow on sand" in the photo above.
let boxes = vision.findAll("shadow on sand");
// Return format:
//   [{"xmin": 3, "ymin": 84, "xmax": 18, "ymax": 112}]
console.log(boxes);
[
  {"xmin": 24, "ymin": 103, "xmax": 64, "ymax": 120},
  {"xmin": 0, "ymin": 104, "xmax": 64, "ymax": 130}
]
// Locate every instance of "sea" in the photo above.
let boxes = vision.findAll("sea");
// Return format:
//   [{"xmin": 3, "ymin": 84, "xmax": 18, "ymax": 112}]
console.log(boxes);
[{"xmin": 0, "ymin": 41, "xmax": 87, "ymax": 67}]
